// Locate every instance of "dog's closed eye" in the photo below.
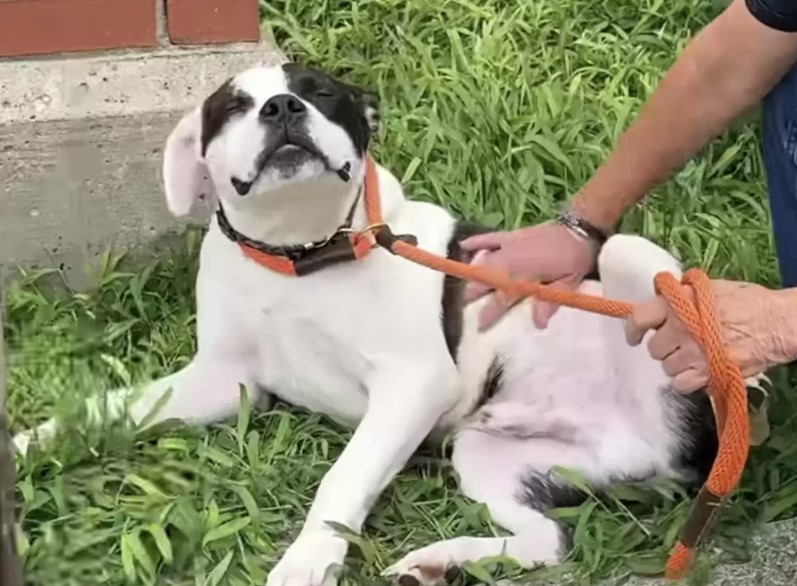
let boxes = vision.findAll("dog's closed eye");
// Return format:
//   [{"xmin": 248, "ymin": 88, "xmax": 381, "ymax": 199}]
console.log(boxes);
[{"xmin": 226, "ymin": 96, "xmax": 251, "ymax": 115}]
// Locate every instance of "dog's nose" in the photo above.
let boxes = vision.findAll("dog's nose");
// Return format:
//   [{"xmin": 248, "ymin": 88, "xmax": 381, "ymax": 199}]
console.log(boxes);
[{"xmin": 260, "ymin": 94, "xmax": 307, "ymax": 123}]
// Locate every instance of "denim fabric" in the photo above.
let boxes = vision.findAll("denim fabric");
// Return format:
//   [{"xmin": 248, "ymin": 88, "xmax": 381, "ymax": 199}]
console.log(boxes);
[{"xmin": 762, "ymin": 63, "xmax": 797, "ymax": 288}]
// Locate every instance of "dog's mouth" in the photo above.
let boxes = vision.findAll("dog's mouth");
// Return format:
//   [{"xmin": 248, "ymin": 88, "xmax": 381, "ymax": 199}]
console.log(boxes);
[{"xmin": 230, "ymin": 132, "xmax": 351, "ymax": 196}]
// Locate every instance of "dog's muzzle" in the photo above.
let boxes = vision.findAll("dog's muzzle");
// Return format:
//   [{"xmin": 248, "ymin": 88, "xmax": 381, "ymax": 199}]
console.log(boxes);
[{"xmin": 229, "ymin": 94, "xmax": 352, "ymax": 195}]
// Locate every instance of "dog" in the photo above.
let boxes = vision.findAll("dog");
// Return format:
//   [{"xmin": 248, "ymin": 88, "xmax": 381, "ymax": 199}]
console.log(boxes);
[{"xmin": 13, "ymin": 61, "xmax": 723, "ymax": 586}]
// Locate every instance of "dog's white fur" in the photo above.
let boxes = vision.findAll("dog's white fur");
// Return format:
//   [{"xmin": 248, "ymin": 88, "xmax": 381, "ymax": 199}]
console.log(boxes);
[{"xmin": 14, "ymin": 63, "xmax": 716, "ymax": 586}]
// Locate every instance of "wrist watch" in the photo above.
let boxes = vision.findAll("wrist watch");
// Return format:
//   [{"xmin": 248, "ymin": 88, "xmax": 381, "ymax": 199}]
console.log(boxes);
[{"xmin": 555, "ymin": 208, "xmax": 610, "ymax": 246}]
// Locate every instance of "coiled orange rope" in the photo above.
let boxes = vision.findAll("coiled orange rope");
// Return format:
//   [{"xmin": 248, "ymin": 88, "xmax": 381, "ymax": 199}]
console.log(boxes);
[{"xmin": 360, "ymin": 156, "xmax": 750, "ymax": 581}]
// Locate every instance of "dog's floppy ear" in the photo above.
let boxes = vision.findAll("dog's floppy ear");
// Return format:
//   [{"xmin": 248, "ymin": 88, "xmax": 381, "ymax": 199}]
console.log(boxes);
[
  {"xmin": 162, "ymin": 107, "xmax": 215, "ymax": 216},
  {"xmin": 341, "ymin": 78, "xmax": 381, "ymax": 135},
  {"xmin": 362, "ymin": 91, "xmax": 381, "ymax": 134}
]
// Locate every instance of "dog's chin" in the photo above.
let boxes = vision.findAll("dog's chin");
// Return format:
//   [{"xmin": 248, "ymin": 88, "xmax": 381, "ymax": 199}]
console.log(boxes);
[
  {"xmin": 257, "ymin": 147, "xmax": 327, "ymax": 187},
  {"xmin": 266, "ymin": 145, "xmax": 317, "ymax": 176}
]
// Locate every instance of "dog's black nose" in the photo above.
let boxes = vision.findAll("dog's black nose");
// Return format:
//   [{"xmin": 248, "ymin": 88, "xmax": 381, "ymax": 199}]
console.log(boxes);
[{"xmin": 260, "ymin": 94, "xmax": 307, "ymax": 123}]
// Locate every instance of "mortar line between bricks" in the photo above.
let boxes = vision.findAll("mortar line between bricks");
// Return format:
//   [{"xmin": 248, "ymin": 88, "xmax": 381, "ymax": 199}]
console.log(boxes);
[
  {"xmin": 155, "ymin": 0, "xmax": 170, "ymax": 47},
  {"xmin": 0, "ymin": 42, "xmax": 272, "ymax": 66}
]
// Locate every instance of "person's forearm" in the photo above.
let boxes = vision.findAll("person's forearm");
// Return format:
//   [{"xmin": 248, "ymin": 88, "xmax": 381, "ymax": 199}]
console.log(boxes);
[
  {"xmin": 570, "ymin": 0, "xmax": 797, "ymax": 233},
  {"xmin": 772, "ymin": 287, "xmax": 797, "ymax": 364}
]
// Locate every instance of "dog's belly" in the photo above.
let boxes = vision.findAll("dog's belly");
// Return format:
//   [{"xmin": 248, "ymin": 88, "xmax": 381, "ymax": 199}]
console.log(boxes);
[{"xmin": 455, "ymin": 281, "xmax": 670, "ymax": 468}]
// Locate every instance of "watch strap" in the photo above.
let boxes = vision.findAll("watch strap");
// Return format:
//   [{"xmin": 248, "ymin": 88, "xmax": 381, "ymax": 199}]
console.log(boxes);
[{"xmin": 555, "ymin": 209, "xmax": 610, "ymax": 245}]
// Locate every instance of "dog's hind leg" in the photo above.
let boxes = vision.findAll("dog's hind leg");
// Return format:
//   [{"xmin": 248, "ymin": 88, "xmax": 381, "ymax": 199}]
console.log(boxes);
[
  {"xmin": 13, "ymin": 358, "xmax": 259, "ymax": 456},
  {"xmin": 384, "ymin": 429, "xmax": 586, "ymax": 586}
]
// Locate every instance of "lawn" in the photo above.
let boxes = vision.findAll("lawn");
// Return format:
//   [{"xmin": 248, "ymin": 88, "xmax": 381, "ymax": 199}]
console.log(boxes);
[{"xmin": 7, "ymin": 0, "xmax": 797, "ymax": 585}]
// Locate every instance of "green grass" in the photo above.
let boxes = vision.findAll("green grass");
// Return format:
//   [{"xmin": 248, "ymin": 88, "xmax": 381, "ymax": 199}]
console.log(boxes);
[{"xmin": 7, "ymin": 0, "xmax": 797, "ymax": 584}]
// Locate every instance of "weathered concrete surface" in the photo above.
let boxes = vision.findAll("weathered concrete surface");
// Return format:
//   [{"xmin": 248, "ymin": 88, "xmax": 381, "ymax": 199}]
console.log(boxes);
[
  {"xmin": 621, "ymin": 518, "xmax": 797, "ymax": 586},
  {"xmin": 0, "ymin": 42, "xmax": 285, "ymax": 288},
  {"xmin": 519, "ymin": 517, "xmax": 797, "ymax": 585}
]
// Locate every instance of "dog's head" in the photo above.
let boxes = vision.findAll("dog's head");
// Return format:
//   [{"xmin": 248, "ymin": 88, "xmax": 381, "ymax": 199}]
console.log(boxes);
[{"xmin": 162, "ymin": 62, "xmax": 380, "ymax": 217}]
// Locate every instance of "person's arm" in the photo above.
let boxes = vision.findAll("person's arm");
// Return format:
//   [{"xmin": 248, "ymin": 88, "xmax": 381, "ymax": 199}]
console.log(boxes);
[
  {"xmin": 770, "ymin": 286, "xmax": 797, "ymax": 362},
  {"xmin": 570, "ymin": 0, "xmax": 797, "ymax": 234}
]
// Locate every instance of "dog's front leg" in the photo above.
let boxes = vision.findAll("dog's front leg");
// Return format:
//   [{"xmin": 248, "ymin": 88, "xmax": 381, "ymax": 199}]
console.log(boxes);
[
  {"xmin": 13, "ymin": 357, "xmax": 259, "ymax": 456},
  {"xmin": 266, "ymin": 363, "xmax": 458, "ymax": 586}
]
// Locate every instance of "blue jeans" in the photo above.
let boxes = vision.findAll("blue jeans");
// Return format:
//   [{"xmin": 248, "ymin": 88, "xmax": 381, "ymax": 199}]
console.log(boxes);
[{"xmin": 762, "ymin": 63, "xmax": 797, "ymax": 288}]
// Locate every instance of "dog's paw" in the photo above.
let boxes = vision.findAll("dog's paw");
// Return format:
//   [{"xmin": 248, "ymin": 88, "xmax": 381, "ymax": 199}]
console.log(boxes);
[
  {"xmin": 266, "ymin": 532, "xmax": 347, "ymax": 586},
  {"xmin": 745, "ymin": 372, "xmax": 771, "ymax": 391},
  {"xmin": 598, "ymin": 234, "xmax": 682, "ymax": 304},
  {"xmin": 382, "ymin": 539, "xmax": 474, "ymax": 586},
  {"xmin": 12, "ymin": 419, "xmax": 58, "ymax": 457},
  {"xmin": 12, "ymin": 430, "xmax": 32, "ymax": 456}
]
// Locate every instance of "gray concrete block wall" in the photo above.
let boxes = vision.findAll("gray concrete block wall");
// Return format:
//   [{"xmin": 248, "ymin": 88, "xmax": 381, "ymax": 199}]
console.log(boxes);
[{"xmin": 0, "ymin": 43, "xmax": 285, "ymax": 288}]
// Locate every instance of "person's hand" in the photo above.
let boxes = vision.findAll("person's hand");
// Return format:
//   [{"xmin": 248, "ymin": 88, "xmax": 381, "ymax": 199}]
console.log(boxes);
[
  {"xmin": 461, "ymin": 221, "xmax": 599, "ymax": 331},
  {"xmin": 624, "ymin": 279, "xmax": 795, "ymax": 393}
]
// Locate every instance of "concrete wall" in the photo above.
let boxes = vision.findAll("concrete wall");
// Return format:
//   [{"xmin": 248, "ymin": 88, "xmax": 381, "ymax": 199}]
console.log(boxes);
[
  {"xmin": 0, "ymin": 44, "xmax": 284, "ymax": 287},
  {"xmin": 0, "ymin": 0, "xmax": 284, "ymax": 288}
]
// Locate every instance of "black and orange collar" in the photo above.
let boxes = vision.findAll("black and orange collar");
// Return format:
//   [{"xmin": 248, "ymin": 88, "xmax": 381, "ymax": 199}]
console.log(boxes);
[{"xmin": 216, "ymin": 154, "xmax": 386, "ymax": 277}]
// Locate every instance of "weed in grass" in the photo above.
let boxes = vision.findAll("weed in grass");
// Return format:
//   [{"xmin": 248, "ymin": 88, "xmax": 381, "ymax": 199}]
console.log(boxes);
[{"xmin": 7, "ymin": 0, "xmax": 797, "ymax": 585}]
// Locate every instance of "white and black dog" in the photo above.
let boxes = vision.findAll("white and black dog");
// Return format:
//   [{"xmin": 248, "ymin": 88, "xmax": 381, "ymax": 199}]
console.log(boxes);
[{"xmin": 14, "ymin": 62, "xmax": 723, "ymax": 586}]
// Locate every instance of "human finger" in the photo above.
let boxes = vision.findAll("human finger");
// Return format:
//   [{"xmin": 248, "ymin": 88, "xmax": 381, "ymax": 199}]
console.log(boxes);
[
  {"xmin": 672, "ymin": 368, "xmax": 706, "ymax": 394},
  {"xmin": 660, "ymin": 346, "xmax": 701, "ymax": 379},
  {"xmin": 477, "ymin": 291, "xmax": 519, "ymax": 332},
  {"xmin": 463, "ymin": 280, "xmax": 494, "ymax": 303},
  {"xmin": 463, "ymin": 249, "xmax": 501, "ymax": 302},
  {"xmin": 460, "ymin": 231, "xmax": 507, "ymax": 252},
  {"xmin": 531, "ymin": 278, "xmax": 578, "ymax": 329},
  {"xmin": 624, "ymin": 297, "xmax": 669, "ymax": 347},
  {"xmin": 646, "ymin": 319, "xmax": 688, "ymax": 361}
]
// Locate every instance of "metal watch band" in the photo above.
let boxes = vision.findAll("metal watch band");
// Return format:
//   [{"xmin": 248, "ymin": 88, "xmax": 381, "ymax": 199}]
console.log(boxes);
[{"xmin": 555, "ymin": 210, "xmax": 609, "ymax": 245}]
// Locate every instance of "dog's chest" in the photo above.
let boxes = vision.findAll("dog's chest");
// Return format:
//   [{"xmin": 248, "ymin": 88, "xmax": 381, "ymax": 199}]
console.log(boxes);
[
  {"xmin": 216, "ymin": 247, "xmax": 451, "ymax": 425},
  {"xmin": 198, "ymin": 203, "xmax": 468, "ymax": 425},
  {"xmin": 253, "ymin": 299, "xmax": 374, "ymax": 423}
]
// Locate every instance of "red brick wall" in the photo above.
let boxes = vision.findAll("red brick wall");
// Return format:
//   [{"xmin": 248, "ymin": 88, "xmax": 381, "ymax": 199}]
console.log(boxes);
[
  {"xmin": 0, "ymin": 0, "xmax": 260, "ymax": 58},
  {"xmin": 166, "ymin": 0, "xmax": 260, "ymax": 45}
]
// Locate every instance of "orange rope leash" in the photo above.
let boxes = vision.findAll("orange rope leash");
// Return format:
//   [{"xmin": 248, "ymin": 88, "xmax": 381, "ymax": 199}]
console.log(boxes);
[
  {"xmin": 360, "ymin": 158, "xmax": 749, "ymax": 581},
  {"xmin": 382, "ymin": 237, "xmax": 749, "ymax": 579}
]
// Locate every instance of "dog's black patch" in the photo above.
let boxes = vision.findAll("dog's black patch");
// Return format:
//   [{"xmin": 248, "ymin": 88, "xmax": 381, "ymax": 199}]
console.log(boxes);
[
  {"xmin": 472, "ymin": 356, "xmax": 505, "ymax": 412},
  {"xmin": 439, "ymin": 220, "xmax": 510, "ymax": 418},
  {"xmin": 516, "ymin": 470, "xmax": 590, "ymax": 556},
  {"xmin": 517, "ymin": 470, "xmax": 589, "ymax": 512},
  {"xmin": 200, "ymin": 78, "xmax": 255, "ymax": 156},
  {"xmin": 668, "ymin": 387, "xmax": 719, "ymax": 485},
  {"xmin": 441, "ymin": 220, "xmax": 494, "ymax": 360},
  {"xmin": 283, "ymin": 63, "xmax": 377, "ymax": 154}
]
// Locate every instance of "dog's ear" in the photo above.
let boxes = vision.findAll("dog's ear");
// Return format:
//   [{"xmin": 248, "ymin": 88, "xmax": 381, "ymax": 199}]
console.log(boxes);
[
  {"xmin": 341, "ymin": 78, "xmax": 381, "ymax": 135},
  {"xmin": 362, "ymin": 91, "xmax": 381, "ymax": 134},
  {"xmin": 162, "ymin": 107, "xmax": 215, "ymax": 216}
]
